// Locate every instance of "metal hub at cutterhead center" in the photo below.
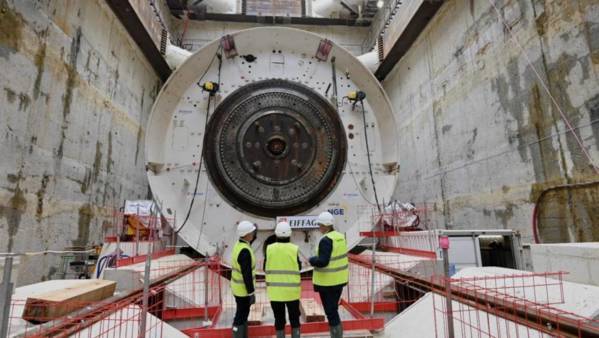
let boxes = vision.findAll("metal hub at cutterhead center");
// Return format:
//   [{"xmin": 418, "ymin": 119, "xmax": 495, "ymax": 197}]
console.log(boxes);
[{"xmin": 204, "ymin": 79, "xmax": 347, "ymax": 217}]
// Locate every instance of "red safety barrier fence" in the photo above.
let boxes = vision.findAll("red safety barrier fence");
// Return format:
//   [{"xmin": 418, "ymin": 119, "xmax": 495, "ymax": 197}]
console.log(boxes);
[
  {"xmin": 430, "ymin": 271, "xmax": 599, "ymax": 338},
  {"xmin": 5, "ymin": 256, "xmax": 203, "ymax": 337},
  {"xmin": 6, "ymin": 204, "xmax": 599, "ymax": 337},
  {"xmin": 116, "ymin": 249, "xmax": 176, "ymax": 267}
]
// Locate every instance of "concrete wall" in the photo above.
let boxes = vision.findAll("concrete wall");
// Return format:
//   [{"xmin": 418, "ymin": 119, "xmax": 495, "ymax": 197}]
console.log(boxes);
[
  {"xmin": 0, "ymin": 0, "xmax": 162, "ymax": 284},
  {"xmin": 531, "ymin": 243, "xmax": 599, "ymax": 286},
  {"xmin": 383, "ymin": 0, "xmax": 599, "ymax": 243},
  {"xmin": 171, "ymin": 19, "xmax": 370, "ymax": 56}
]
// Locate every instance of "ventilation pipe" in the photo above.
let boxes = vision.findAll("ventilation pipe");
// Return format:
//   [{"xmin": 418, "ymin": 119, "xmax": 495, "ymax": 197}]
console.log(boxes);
[
  {"xmin": 190, "ymin": 0, "xmax": 237, "ymax": 14},
  {"xmin": 357, "ymin": 50, "xmax": 380, "ymax": 73},
  {"xmin": 165, "ymin": 41, "xmax": 192, "ymax": 70},
  {"xmin": 311, "ymin": 0, "xmax": 362, "ymax": 18}
]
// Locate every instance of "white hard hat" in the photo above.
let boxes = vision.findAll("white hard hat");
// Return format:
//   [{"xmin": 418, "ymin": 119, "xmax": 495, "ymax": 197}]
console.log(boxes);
[
  {"xmin": 275, "ymin": 221, "xmax": 292, "ymax": 238},
  {"xmin": 237, "ymin": 220, "xmax": 256, "ymax": 237},
  {"xmin": 316, "ymin": 211, "xmax": 334, "ymax": 226}
]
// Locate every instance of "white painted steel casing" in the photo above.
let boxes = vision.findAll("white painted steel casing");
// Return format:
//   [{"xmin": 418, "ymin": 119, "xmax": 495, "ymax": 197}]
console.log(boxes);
[{"xmin": 146, "ymin": 27, "xmax": 398, "ymax": 267}]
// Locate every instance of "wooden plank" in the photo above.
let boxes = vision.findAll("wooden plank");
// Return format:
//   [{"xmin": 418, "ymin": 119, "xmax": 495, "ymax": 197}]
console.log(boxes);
[
  {"xmin": 300, "ymin": 298, "xmax": 325, "ymax": 322},
  {"xmin": 248, "ymin": 303, "xmax": 264, "ymax": 326},
  {"xmin": 383, "ymin": 287, "xmax": 397, "ymax": 299},
  {"xmin": 22, "ymin": 280, "xmax": 116, "ymax": 323}
]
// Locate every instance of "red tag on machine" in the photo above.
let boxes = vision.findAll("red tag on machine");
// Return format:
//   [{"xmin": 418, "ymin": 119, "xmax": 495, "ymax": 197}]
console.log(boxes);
[
  {"xmin": 315, "ymin": 39, "xmax": 333, "ymax": 61},
  {"xmin": 439, "ymin": 236, "xmax": 450, "ymax": 249}
]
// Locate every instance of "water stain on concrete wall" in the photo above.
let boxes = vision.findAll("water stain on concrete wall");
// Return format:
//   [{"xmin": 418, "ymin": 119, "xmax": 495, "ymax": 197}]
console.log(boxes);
[
  {"xmin": 0, "ymin": 0, "xmax": 24, "ymax": 58},
  {"xmin": 18, "ymin": 92, "xmax": 30, "ymax": 111},
  {"xmin": 33, "ymin": 41, "xmax": 46, "ymax": 100},
  {"xmin": 81, "ymin": 141, "xmax": 103, "ymax": 194},
  {"xmin": 4, "ymin": 86, "xmax": 16, "ymax": 103},
  {"xmin": 588, "ymin": 94, "xmax": 599, "ymax": 150},
  {"xmin": 106, "ymin": 132, "xmax": 113, "ymax": 174},
  {"xmin": 74, "ymin": 203, "xmax": 94, "ymax": 247},
  {"xmin": 0, "ymin": 171, "xmax": 27, "ymax": 251},
  {"xmin": 56, "ymin": 27, "xmax": 81, "ymax": 159},
  {"xmin": 0, "ymin": 0, "xmax": 160, "ymax": 284},
  {"xmin": 535, "ymin": 182, "xmax": 599, "ymax": 242},
  {"xmin": 493, "ymin": 202, "xmax": 515, "ymax": 229},
  {"xmin": 35, "ymin": 173, "xmax": 50, "ymax": 222},
  {"xmin": 385, "ymin": 0, "xmax": 599, "ymax": 241}
]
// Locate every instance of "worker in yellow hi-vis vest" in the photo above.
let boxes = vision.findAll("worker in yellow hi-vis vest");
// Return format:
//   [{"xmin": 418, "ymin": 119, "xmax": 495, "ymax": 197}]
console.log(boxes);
[
  {"xmin": 309, "ymin": 211, "xmax": 348, "ymax": 338},
  {"xmin": 265, "ymin": 221, "xmax": 302, "ymax": 338},
  {"xmin": 231, "ymin": 220, "xmax": 257, "ymax": 338}
]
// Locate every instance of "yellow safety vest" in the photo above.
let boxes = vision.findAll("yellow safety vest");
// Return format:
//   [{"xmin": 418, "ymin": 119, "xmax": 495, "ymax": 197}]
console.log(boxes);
[
  {"xmin": 265, "ymin": 242, "xmax": 301, "ymax": 302},
  {"xmin": 313, "ymin": 231, "xmax": 349, "ymax": 287},
  {"xmin": 231, "ymin": 240, "xmax": 256, "ymax": 297}
]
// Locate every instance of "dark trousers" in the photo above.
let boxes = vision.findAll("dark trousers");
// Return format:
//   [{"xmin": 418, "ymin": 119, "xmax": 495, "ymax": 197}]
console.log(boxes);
[
  {"xmin": 270, "ymin": 300, "xmax": 301, "ymax": 330},
  {"xmin": 233, "ymin": 296, "xmax": 252, "ymax": 326},
  {"xmin": 318, "ymin": 287, "xmax": 343, "ymax": 326}
]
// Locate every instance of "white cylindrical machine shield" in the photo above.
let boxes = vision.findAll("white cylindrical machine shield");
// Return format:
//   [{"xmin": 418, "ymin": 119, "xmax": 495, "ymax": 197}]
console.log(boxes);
[{"xmin": 146, "ymin": 27, "xmax": 398, "ymax": 269}]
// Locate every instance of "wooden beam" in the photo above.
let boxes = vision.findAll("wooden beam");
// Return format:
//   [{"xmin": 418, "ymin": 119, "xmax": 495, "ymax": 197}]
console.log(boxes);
[
  {"xmin": 300, "ymin": 298, "xmax": 325, "ymax": 322},
  {"xmin": 248, "ymin": 303, "xmax": 264, "ymax": 325},
  {"xmin": 22, "ymin": 280, "xmax": 116, "ymax": 323}
]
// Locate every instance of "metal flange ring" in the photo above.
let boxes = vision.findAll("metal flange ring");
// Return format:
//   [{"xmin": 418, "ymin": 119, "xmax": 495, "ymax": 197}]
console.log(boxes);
[{"xmin": 203, "ymin": 79, "xmax": 347, "ymax": 217}]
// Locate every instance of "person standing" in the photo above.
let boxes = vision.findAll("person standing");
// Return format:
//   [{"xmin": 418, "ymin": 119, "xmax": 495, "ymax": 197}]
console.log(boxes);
[
  {"xmin": 265, "ymin": 221, "xmax": 302, "ymax": 338},
  {"xmin": 231, "ymin": 221, "xmax": 257, "ymax": 338},
  {"xmin": 309, "ymin": 211, "xmax": 348, "ymax": 338},
  {"xmin": 262, "ymin": 232, "xmax": 278, "ymax": 270}
]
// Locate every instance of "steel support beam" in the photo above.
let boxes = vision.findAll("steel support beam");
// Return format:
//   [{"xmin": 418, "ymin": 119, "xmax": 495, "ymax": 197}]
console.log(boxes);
[
  {"xmin": 375, "ymin": 1, "xmax": 443, "ymax": 80},
  {"xmin": 105, "ymin": 0, "xmax": 172, "ymax": 81},
  {"xmin": 170, "ymin": 11, "xmax": 371, "ymax": 26}
]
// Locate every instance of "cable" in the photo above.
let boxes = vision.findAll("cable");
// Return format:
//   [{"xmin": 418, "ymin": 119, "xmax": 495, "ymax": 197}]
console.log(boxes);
[
  {"xmin": 421, "ymin": 117, "xmax": 599, "ymax": 181},
  {"xmin": 175, "ymin": 96, "xmax": 212, "ymax": 234},
  {"xmin": 193, "ymin": 54, "xmax": 224, "ymax": 252},
  {"xmin": 175, "ymin": 46, "xmax": 223, "ymax": 235},
  {"xmin": 487, "ymin": 0, "xmax": 598, "ymax": 174},
  {"xmin": 195, "ymin": 44, "xmax": 222, "ymax": 89},
  {"xmin": 346, "ymin": 160, "xmax": 378, "ymax": 205},
  {"xmin": 0, "ymin": 249, "xmax": 96, "ymax": 257},
  {"xmin": 532, "ymin": 180, "xmax": 599, "ymax": 243},
  {"xmin": 360, "ymin": 100, "xmax": 382, "ymax": 212}
]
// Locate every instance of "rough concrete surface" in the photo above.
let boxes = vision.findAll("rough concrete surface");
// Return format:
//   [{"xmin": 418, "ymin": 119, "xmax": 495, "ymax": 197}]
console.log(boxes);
[
  {"xmin": 0, "ymin": 0, "xmax": 162, "ymax": 284},
  {"xmin": 531, "ymin": 242, "xmax": 599, "ymax": 286},
  {"xmin": 3, "ymin": 0, "xmax": 597, "ymax": 284},
  {"xmin": 383, "ymin": 0, "xmax": 599, "ymax": 243},
  {"xmin": 0, "ymin": 1, "xmax": 370, "ymax": 285}
]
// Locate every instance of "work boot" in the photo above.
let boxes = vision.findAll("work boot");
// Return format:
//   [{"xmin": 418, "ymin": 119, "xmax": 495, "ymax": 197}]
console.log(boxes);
[
  {"xmin": 276, "ymin": 329, "xmax": 285, "ymax": 338},
  {"xmin": 291, "ymin": 327, "xmax": 301, "ymax": 338},
  {"xmin": 329, "ymin": 324, "xmax": 343, "ymax": 338},
  {"xmin": 232, "ymin": 325, "xmax": 244, "ymax": 338}
]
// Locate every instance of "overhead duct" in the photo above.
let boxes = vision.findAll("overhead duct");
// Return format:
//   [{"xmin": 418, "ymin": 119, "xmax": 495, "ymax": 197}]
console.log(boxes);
[
  {"xmin": 357, "ymin": 50, "xmax": 380, "ymax": 72},
  {"xmin": 311, "ymin": 0, "xmax": 360, "ymax": 18},
  {"xmin": 187, "ymin": 0, "xmax": 237, "ymax": 14},
  {"xmin": 164, "ymin": 41, "xmax": 193, "ymax": 69}
]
